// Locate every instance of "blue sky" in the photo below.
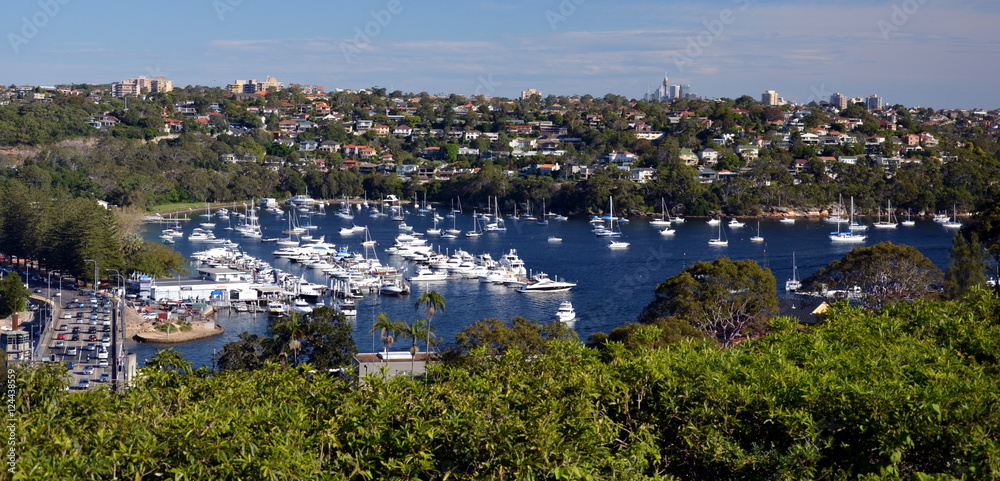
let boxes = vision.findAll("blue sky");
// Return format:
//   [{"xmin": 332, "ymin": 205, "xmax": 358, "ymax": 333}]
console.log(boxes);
[{"xmin": 3, "ymin": 0, "xmax": 997, "ymax": 109}]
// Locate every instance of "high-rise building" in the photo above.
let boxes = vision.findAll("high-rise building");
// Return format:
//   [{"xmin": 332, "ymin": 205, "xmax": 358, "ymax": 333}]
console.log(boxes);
[
  {"xmin": 111, "ymin": 76, "xmax": 173, "ymax": 97},
  {"xmin": 228, "ymin": 76, "xmax": 283, "ymax": 94},
  {"xmin": 668, "ymin": 84, "xmax": 681, "ymax": 100},
  {"xmin": 520, "ymin": 88, "xmax": 542, "ymax": 100},
  {"xmin": 866, "ymin": 95, "xmax": 883, "ymax": 111},
  {"xmin": 761, "ymin": 90, "xmax": 779, "ymax": 106},
  {"xmin": 829, "ymin": 93, "xmax": 849, "ymax": 110}
]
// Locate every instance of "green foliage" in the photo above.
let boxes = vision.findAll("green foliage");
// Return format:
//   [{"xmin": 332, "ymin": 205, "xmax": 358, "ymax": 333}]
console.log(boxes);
[
  {"xmin": 944, "ymin": 232, "xmax": 988, "ymax": 299},
  {"xmin": 0, "ymin": 271, "xmax": 30, "ymax": 317},
  {"xmin": 218, "ymin": 307, "xmax": 357, "ymax": 371},
  {"xmin": 16, "ymin": 294, "xmax": 1000, "ymax": 479},
  {"xmin": 638, "ymin": 257, "xmax": 778, "ymax": 345},
  {"xmin": 445, "ymin": 316, "xmax": 578, "ymax": 365},
  {"xmin": 805, "ymin": 242, "xmax": 944, "ymax": 309}
]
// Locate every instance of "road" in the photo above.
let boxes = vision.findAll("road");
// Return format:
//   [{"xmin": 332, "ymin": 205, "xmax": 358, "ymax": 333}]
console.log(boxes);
[{"xmin": 23, "ymin": 273, "xmax": 126, "ymax": 392}]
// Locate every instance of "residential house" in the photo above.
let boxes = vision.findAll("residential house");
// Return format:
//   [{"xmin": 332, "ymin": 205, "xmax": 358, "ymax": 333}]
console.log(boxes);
[
  {"xmin": 509, "ymin": 138, "xmax": 537, "ymax": 151},
  {"xmin": 393, "ymin": 125, "xmax": 413, "ymax": 137},
  {"xmin": 736, "ymin": 145, "xmax": 759, "ymax": 161},
  {"xmin": 277, "ymin": 120, "xmax": 298, "ymax": 132},
  {"xmin": 421, "ymin": 146, "xmax": 444, "ymax": 160},
  {"xmin": 373, "ymin": 124, "xmax": 390, "ymax": 136},
  {"xmin": 678, "ymin": 148, "xmax": 698, "ymax": 165},
  {"xmin": 602, "ymin": 151, "xmax": 637, "ymax": 166},
  {"xmin": 299, "ymin": 140, "xmax": 319, "ymax": 152},
  {"xmin": 699, "ymin": 148, "xmax": 719, "ymax": 165},
  {"xmin": 355, "ymin": 119, "xmax": 373, "ymax": 133},
  {"xmin": 799, "ymin": 132, "xmax": 820, "ymax": 145},
  {"xmin": 319, "ymin": 140, "xmax": 341, "ymax": 152},
  {"xmin": 697, "ymin": 166, "xmax": 718, "ymax": 183},
  {"xmin": 631, "ymin": 168, "xmax": 656, "ymax": 184},
  {"xmin": 537, "ymin": 163, "xmax": 560, "ymax": 177},
  {"xmin": 163, "ymin": 118, "xmax": 183, "ymax": 132}
]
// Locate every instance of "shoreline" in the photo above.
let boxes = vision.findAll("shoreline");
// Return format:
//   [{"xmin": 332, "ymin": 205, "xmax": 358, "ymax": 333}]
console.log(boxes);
[{"xmin": 134, "ymin": 325, "xmax": 225, "ymax": 344}]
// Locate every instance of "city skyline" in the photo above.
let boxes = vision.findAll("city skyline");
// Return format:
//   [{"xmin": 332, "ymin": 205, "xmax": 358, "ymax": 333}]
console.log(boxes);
[{"xmin": 3, "ymin": 0, "xmax": 997, "ymax": 109}]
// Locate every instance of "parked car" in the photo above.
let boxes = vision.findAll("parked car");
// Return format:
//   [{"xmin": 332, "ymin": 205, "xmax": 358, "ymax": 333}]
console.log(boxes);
[
  {"xmin": 82, "ymin": 366, "xmax": 94, "ymax": 375},
  {"xmin": 84, "ymin": 343, "xmax": 97, "ymax": 351},
  {"xmin": 54, "ymin": 341, "xmax": 65, "ymax": 348},
  {"xmin": 97, "ymin": 373, "xmax": 110, "ymax": 383},
  {"xmin": 87, "ymin": 335, "xmax": 98, "ymax": 342},
  {"xmin": 66, "ymin": 347, "xmax": 78, "ymax": 356},
  {"xmin": 96, "ymin": 348, "xmax": 108, "ymax": 359},
  {"xmin": 57, "ymin": 324, "xmax": 68, "ymax": 331},
  {"xmin": 70, "ymin": 334, "xmax": 80, "ymax": 341},
  {"xmin": 78, "ymin": 379, "xmax": 90, "ymax": 389},
  {"xmin": 97, "ymin": 359, "xmax": 108, "ymax": 368},
  {"xmin": 55, "ymin": 333, "xmax": 67, "ymax": 340}
]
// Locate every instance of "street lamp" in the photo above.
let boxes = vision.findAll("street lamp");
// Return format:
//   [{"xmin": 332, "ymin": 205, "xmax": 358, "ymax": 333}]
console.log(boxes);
[
  {"xmin": 84, "ymin": 259, "xmax": 98, "ymax": 293},
  {"xmin": 105, "ymin": 269, "xmax": 126, "ymax": 392},
  {"xmin": 106, "ymin": 269, "xmax": 123, "ymax": 297}
]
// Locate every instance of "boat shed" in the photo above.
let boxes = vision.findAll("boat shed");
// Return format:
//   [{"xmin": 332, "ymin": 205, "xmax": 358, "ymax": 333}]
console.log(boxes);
[{"xmin": 148, "ymin": 272, "xmax": 259, "ymax": 302}]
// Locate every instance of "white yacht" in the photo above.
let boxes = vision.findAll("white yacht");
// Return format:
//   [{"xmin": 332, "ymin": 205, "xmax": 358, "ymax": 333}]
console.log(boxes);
[
  {"xmin": 406, "ymin": 266, "xmax": 449, "ymax": 282},
  {"xmin": 786, "ymin": 252, "xmax": 802, "ymax": 292},
  {"xmin": 335, "ymin": 298, "xmax": 357, "ymax": 317},
  {"xmin": 708, "ymin": 221, "xmax": 728, "ymax": 246},
  {"xmin": 379, "ymin": 279, "xmax": 410, "ymax": 296},
  {"xmin": 830, "ymin": 197, "xmax": 867, "ymax": 243},
  {"xmin": 266, "ymin": 301, "xmax": 290, "ymax": 317},
  {"xmin": 555, "ymin": 301, "xmax": 576, "ymax": 323},
  {"xmin": 608, "ymin": 240, "xmax": 630, "ymax": 249},
  {"xmin": 650, "ymin": 198, "xmax": 671, "ymax": 227},
  {"xmin": 547, "ymin": 236, "xmax": 563, "ymax": 243},
  {"xmin": 291, "ymin": 299, "xmax": 313, "ymax": 315},
  {"xmin": 516, "ymin": 273, "xmax": 576, "ymax": 293},
  {"xmin": 728, "ymin": 218, "xmax": 745, "ymax": 228}
]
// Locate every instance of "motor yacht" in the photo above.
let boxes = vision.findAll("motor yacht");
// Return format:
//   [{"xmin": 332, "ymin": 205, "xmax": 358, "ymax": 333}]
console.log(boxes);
[
  {"xmin": 515, "ymin": 273, "xmax": 576, "ymax": 293},
  {"xmin": 555, "ymin": 301, "xmax": 576, "ymax": 323}
]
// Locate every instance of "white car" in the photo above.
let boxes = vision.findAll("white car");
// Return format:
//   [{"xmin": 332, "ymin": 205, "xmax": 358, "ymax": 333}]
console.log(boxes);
[{"xmin": 96, "ymin": 348, "xmax": 108, "ymax": 359}]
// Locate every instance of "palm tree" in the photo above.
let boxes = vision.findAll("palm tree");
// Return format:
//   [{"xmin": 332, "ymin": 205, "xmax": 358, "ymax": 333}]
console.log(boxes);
[
  {"xmin": 399, "ymin": 318, "xmax": 435, "ymax": 375},
  {"xmin": 414, "ymin": 291, "xmax": 445, "ymax": 355},
  {"xmin": 268, "ymin": 313, "xmax": 306, "ymax": 365},
  {"xmin": 369, "ymin": 312, "xmax": 402, "ymax": 360}
]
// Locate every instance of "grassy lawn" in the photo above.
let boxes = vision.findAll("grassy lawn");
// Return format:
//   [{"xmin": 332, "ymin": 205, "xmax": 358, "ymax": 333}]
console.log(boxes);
[{"xmin": 148, "ymin": 202, "xmax": 251, "ymax": 214}]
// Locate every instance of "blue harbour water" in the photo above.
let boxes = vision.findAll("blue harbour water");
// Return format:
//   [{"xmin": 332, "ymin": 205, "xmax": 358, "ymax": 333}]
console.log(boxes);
[{"xmin": 130, "ymin": 206, "xmax": 959, "ymax": 368}]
